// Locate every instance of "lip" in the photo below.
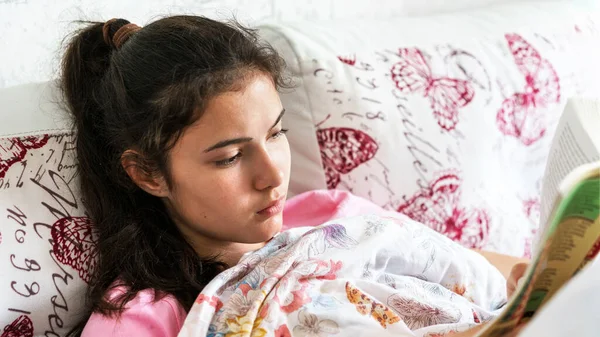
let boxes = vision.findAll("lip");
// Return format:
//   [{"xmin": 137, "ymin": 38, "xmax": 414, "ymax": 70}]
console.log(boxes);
[{"xmin": 257, "ymin": 196, "xmax": 285, "ymax": 217}]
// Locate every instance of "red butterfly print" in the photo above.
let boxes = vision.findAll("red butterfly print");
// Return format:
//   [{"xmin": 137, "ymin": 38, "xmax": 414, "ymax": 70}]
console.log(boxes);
[
  {"xmin": 51, "ymin": 217, "xmax": 97, "ymax": 283},
  {"xmin": 338, "ymin": 54, "xmax": 357, "ymax": 66},
  {"xmin": 0, "ymin": 135, "xmax": 50, "ymax": 179},
  {"xmin": 497, "ymin": 34, "xmax": 561, "ymax": 146},
  {"xmin": 390, "ymin": 48, "xmax": 475, "ymax": 131},
  {"xmin": 317, "ymin": 127, "xmax": 378, "ymax": 189},
  {"xmin": 1, "ymin": 315, "xmax": 33, "ymax": 337},
  {"xmin": 397, "ymin": 171, "xmax": 490, "ymax": 249}
]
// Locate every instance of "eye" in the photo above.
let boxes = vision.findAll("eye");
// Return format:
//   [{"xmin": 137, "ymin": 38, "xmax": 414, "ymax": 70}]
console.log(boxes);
[
  {"xmin": 215, "ymin": 152, "xmax": 242, "ymax": 167},
  {"xmin": 271, "ymin": 128, "xmax": 289, "ymax": 139}
]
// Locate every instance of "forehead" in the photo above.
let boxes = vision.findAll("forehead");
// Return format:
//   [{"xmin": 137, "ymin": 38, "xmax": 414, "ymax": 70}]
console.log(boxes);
[{"xmin": 180, "ymin": 74, "xmax": 282, "ymax": 144}]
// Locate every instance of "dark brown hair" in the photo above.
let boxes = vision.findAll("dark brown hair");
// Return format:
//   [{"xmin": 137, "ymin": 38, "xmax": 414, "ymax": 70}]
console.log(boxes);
[{"xmin": 60, "ymin": 15, "xmax": 290, "ymax": 335}]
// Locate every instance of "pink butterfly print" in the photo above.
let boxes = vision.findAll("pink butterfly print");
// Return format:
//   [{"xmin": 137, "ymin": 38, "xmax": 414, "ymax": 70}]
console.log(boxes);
[
  {"xmin": 51, "ymin": 217, "xmax": 97, "ymax": 283},
  {"xmin": 497, "ymin": 34, "xmax": 561, "ymax": 146},
  {"xmin": 390, "ymin": 48, "xmax": 475, "ymax": 131},
  {"xmin": 317, "ymin": 127, "xmax": 379, "ymax": 189},
  {"xmin": 1, "ymin": 315, "xmax": 33, "ymax": 337},
  {"xmin": 397, "ymin": 171, "xmax": 490, "ymax": 249},
  {"xmin": 0, "ymin": 135, "xmax": 50, "ymax": 179},
  {"xmin": 338, "ymin": 54, "xmax": 356, "ymax": 66}
]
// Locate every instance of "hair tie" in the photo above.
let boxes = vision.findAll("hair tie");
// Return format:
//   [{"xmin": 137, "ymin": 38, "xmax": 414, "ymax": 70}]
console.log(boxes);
[{"xmin": 102, "ymin": 18, "xmax": 141, "ymax": 50}]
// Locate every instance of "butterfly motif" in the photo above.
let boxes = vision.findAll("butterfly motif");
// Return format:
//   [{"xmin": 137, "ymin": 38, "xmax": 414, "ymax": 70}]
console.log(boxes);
[
  {"xmin": 0, "ymin": 134, "xmax": 50, "ymax": 179},
  {"xmin": 496, "ymin": 34, "xmax": 561, "ymax": 146},
  {"xmin": 51, "ymin": 217, "xmax": 97, "ymax": 283},
  {"xmin": 386, "ymin": 293, "xmax": 462, "ymax": 329},
  {"xmin": 338, "ymin": 54, "xmax": 357, "ymax": 66},
  {"xmin": 1, "ymin": 315, "xmax": 33, "ymax": 337},
  {"xmin": 397, "ymin": 170, "xmax": 490, "ymax": 249},
  {"xmin": 317, "ymin": 127, "xmax": 379, "ymax": 189},
  {"xmin": 345, "ymin": 282, "xmax": 401, "ymax": 329},
  {"xmin": 391, "ymin": 48, "xmax": 475, "ymax": 131}
]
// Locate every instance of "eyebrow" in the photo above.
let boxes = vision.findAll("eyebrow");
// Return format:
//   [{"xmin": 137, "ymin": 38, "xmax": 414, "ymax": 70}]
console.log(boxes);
[{"xmin": 203, "ymin": 109, "xmax": 286, "ymax": 153}]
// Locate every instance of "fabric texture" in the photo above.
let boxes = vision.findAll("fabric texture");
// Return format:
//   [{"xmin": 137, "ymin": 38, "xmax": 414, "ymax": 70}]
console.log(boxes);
[
  {"xmin": 81, "ymin": 288, "xmax": 187, "ymax": 337},
  {"xmin": 179, "ymin": 210, "xmax": 507, "ymax": 337}
]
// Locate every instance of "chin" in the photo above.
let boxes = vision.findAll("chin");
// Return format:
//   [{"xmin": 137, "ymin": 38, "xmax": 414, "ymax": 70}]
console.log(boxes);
[{"xmin": 253, "ymin": 213, "xmax": 283, "ymax": 241}]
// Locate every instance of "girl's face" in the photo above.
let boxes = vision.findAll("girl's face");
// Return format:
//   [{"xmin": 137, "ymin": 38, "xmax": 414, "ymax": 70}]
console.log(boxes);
[{"xmin": 162, "ymin": 73, "xmax": 291, "ymax": 260}]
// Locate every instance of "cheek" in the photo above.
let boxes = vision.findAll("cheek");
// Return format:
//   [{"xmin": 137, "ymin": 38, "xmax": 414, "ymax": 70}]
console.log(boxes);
[
  {"xmin": 275, "ymin": 139, "xmax": 292, "ymax": 178},
  {"xmin": 171, "ymin": 171, "xmax": 250, "ymax": 226},
  {"xmin": 168, "ymin": 158, "xmax": 239, "ymax": 213}
]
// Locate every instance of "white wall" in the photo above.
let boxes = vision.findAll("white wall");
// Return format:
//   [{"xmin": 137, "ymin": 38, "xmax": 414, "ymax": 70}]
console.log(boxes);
[
  {"xmin": 0, "ymin": 0, "xmax": 586, "ymax": 88},
  {"xmin": 0, "ymin": 0, "xmax": 403, "ymax": 88}
]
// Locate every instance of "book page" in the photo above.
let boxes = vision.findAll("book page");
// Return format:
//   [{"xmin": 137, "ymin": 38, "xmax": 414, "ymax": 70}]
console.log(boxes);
[
  {"xmin": 524, "ymin": 172, "xmax": 600, "ymax": 313},
  {"xmin": 474, "ymin": 97, "xmax": 600, "ymax": 337},
  {"xmin": 476, "ymin": 167, "xmax": 600, "ymax": 337},
  {"xmin": 537, "ymin": 98, "xmax": 600, "ymax": 242}
]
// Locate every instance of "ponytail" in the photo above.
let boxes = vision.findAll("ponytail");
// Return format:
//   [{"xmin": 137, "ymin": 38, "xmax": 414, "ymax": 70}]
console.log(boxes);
[{"xmin": 59, "ymin": 16, "xmax": 289, "ymax": 336}]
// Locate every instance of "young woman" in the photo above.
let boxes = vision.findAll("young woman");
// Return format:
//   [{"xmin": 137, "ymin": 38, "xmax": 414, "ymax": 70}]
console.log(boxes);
[{"xmin": 61, "ymin": 16, "xmax": 527, "ymax": 337}]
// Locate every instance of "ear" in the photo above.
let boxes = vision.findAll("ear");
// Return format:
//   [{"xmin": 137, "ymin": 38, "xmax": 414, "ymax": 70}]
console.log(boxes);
[{"xmin": 121, "ymin": 150, "xmax": 169, "ymax": 197}]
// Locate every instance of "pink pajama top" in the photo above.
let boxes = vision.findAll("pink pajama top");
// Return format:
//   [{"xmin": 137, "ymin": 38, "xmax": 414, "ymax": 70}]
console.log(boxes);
[{"xmin": 82, "ymin": 190, "xmax": 383, "ymax": 336}]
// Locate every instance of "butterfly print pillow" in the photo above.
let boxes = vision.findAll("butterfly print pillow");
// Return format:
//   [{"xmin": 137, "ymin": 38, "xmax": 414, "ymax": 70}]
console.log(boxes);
[
  {"xmin": 265, "ymin": 3, "xmax": 600, "ymax": 256},
  {"xmin": 1, "ymin": 83, "xmax": 93, "ymax": 336}
]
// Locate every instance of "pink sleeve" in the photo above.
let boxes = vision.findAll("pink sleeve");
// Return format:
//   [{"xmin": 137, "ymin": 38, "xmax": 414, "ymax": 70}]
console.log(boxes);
[
  {"xmin": 283, "ymin": 189, "xmax": 386, "ymax": 229},
  {"xmin": 81, "ymin": 289, "xmax": 186, "ymax": 337}
]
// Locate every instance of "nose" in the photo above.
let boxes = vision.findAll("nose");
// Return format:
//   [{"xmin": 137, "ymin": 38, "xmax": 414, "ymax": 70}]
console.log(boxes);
[{"xmin": 253, "ymin": 147, "xmax": 284, "ymax": 191}]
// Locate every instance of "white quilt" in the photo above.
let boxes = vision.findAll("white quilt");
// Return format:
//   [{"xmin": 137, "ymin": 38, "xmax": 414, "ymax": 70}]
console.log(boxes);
[{"xmin": 178, "ymin": 214, "xmax": 507, "ymax": 337}]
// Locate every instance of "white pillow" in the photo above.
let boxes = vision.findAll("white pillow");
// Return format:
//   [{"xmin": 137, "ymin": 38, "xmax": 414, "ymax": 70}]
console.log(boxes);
[
  {"xmin": 259, "ymin": 1, "xmax": 600, "ymax": 256},
  {"xmin": 0, "ymin": 82, "xmax": 90, "ymax": 337}
]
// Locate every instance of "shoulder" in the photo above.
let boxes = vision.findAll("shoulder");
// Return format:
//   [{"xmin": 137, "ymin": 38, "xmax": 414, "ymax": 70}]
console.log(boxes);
[{"xmin": 81, "ymin": 287, "xmax": 187, "ymax": 337}]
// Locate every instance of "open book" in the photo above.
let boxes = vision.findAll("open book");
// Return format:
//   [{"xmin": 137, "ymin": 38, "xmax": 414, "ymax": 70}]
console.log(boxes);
[{"xmin": 476, "ymin": 98, "xmax": 600, "ymax": 337}]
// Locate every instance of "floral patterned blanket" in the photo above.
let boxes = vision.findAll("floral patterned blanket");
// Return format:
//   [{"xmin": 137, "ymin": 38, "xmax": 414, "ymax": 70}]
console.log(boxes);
[{"xmin": 178, "ymin": 214, "xmax": 507, "ymax": 337}]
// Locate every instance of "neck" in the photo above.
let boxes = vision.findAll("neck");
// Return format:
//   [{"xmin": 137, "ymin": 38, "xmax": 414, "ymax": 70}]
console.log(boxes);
[{"xmin": 207, "ymin": 241, "xmax": 266, "ymax": 266}]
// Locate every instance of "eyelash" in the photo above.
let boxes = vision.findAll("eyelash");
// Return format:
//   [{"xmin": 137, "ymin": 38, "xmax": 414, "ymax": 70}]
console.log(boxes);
[
  {"xmin": 273, "ymin": 128, "xmax": 289, "ymax": 139},
  {"xmin": 214, "ymin": 128, "xmax": 289, "ymax": 167}
]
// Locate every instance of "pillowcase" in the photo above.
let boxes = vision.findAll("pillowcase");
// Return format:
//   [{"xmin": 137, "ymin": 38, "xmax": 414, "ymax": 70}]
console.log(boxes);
[
  {"xmin": 0, "ymin": 81, "xmax": 91, "ymax": 336},
  {"xmin": 259, "ymin": 1, "xmax": 600, "ymax": 256}
]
